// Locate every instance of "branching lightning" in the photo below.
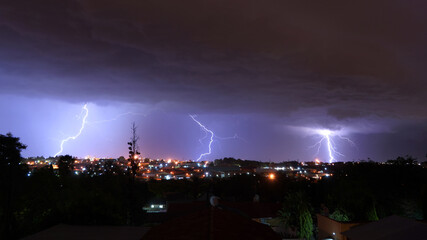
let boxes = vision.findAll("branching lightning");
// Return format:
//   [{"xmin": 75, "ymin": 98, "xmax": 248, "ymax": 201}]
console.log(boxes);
[
  {"xmin": 54, "ymin": 104, "xmax": 89, "ymax": 157},
  {"xmin": 309, "ymin": 129, "xmax": 355, "ymax": 163},
  {"xmin": 189, "ymin": 115, "xmax": 242, "ymax": 161},
  {"xmin": 54, "ymin": 105, "xmax": 148, "ymax": 157},
  {"xmin": 190, "ymin": 115, "xmax": 214, "ymax": 161}
]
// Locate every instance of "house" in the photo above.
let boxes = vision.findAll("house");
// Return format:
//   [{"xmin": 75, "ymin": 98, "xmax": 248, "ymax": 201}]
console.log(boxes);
[
  {"xmin": 142, "ymin": 205, "xmax": 281, "ymax": 240},
  {"xmin": 342, "ymin": 215, "xmax": 427, "ymax": 240},
  {"xmin": 317, "ymin": 214, "xmax": 363, "ymax": 240},
  {"xmin": 21, "ymin": 224, "xmax": 150, "ymax": 240}
]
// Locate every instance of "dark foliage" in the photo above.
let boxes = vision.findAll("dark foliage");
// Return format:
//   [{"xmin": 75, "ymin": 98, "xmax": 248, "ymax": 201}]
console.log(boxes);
[
  {"xmin": 0, "ymin": 133, "xmax": 27, "ymax": 239},
  {"xmin": 57, "ymin": 155, "xmax": 74, "ymax": 178},
  {"xmin": 1, "ymin": 137, "xmax": 426, "ymax": 239}
]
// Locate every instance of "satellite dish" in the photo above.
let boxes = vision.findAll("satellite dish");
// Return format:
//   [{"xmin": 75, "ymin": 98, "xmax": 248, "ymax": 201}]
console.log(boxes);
[
  {"xmin": 253, "ymin": 194, "xmax": 260, "ymax": 202},
  {"xmin": 210, "ymin": 196, "xmax": 220, "ymax": 207}
]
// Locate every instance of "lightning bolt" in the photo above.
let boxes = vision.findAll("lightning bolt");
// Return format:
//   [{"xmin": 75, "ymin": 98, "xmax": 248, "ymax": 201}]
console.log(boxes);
[
  {"xmin": 189, "ymin": 115, "xmax": 245, "ymax": 161},
  {"xmin": 54, "ymin": 104, "xmax": 89, "ymax": 157},
  {"xmin": 309, "ymin": 129, "xmax": 354, "ymax": 163},
  {"xmin": 190, "ymin": 115, "xmax": 214, "ymax": 161}
]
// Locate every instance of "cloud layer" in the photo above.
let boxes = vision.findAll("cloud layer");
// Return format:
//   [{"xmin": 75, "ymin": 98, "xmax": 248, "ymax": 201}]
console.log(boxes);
[{"xmin": 1, "ymin": 0, "xmax": 426, "ymax": 121}]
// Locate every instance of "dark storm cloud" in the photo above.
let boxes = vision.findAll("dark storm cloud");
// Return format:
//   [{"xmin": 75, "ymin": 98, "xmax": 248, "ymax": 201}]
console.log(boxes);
[{"xmin": 1, "ymin": 0, "xmax": 426, "ymax": 122}]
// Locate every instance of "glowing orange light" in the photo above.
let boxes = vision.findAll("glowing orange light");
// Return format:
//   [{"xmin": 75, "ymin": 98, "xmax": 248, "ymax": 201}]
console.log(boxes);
[{"xmin": 269, "ymin": 173, "xmax": 275, "ymax": 180}]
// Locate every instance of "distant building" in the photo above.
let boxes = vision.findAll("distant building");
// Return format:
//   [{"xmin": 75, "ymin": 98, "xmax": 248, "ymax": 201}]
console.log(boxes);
[{"xmin": 207, "ymin": 165, "xmax": 241, "ymax": 178}]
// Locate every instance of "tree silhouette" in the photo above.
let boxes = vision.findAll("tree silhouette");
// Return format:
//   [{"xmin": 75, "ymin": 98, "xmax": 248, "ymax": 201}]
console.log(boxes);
[
  {"xmin": 127, "ymin": 122, "xmax": 141, "ymax": 225},
  {"xmin": 0, "ymin": 133, "xmax": 27, "ymax": 238},
  {"xmin": 0, "ymin": 133, "xmax": 27, "ymax": 173},
  {"xmin": 127, "ymin": 122, "xmax": 140, "ymax": 178},
  {"xmin": 329, "ymin": 208, "xmax": 351, "ymax": 222},
  {"xmin": 386, "ymin": 155, "xmax": 417, "ymax": 165},
  {"xmin": 278, "ymin": 192, "xmax": 313, "ymax": 240},
  {"xmin": 57, "ymin": 155, "xmax": 74, "ymax": 178}
]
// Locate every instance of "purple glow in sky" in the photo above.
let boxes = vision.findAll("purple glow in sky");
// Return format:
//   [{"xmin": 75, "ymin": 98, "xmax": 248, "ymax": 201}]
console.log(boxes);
[{"xmin": 0, "ymin": 1, "xmax": 426, "ymax": 161}]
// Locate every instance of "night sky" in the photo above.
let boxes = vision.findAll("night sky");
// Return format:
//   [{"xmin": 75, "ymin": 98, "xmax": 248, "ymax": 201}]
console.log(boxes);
[{"xmin": 1, "ymin": 1, "xmax": 426, "ymax": 162}]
